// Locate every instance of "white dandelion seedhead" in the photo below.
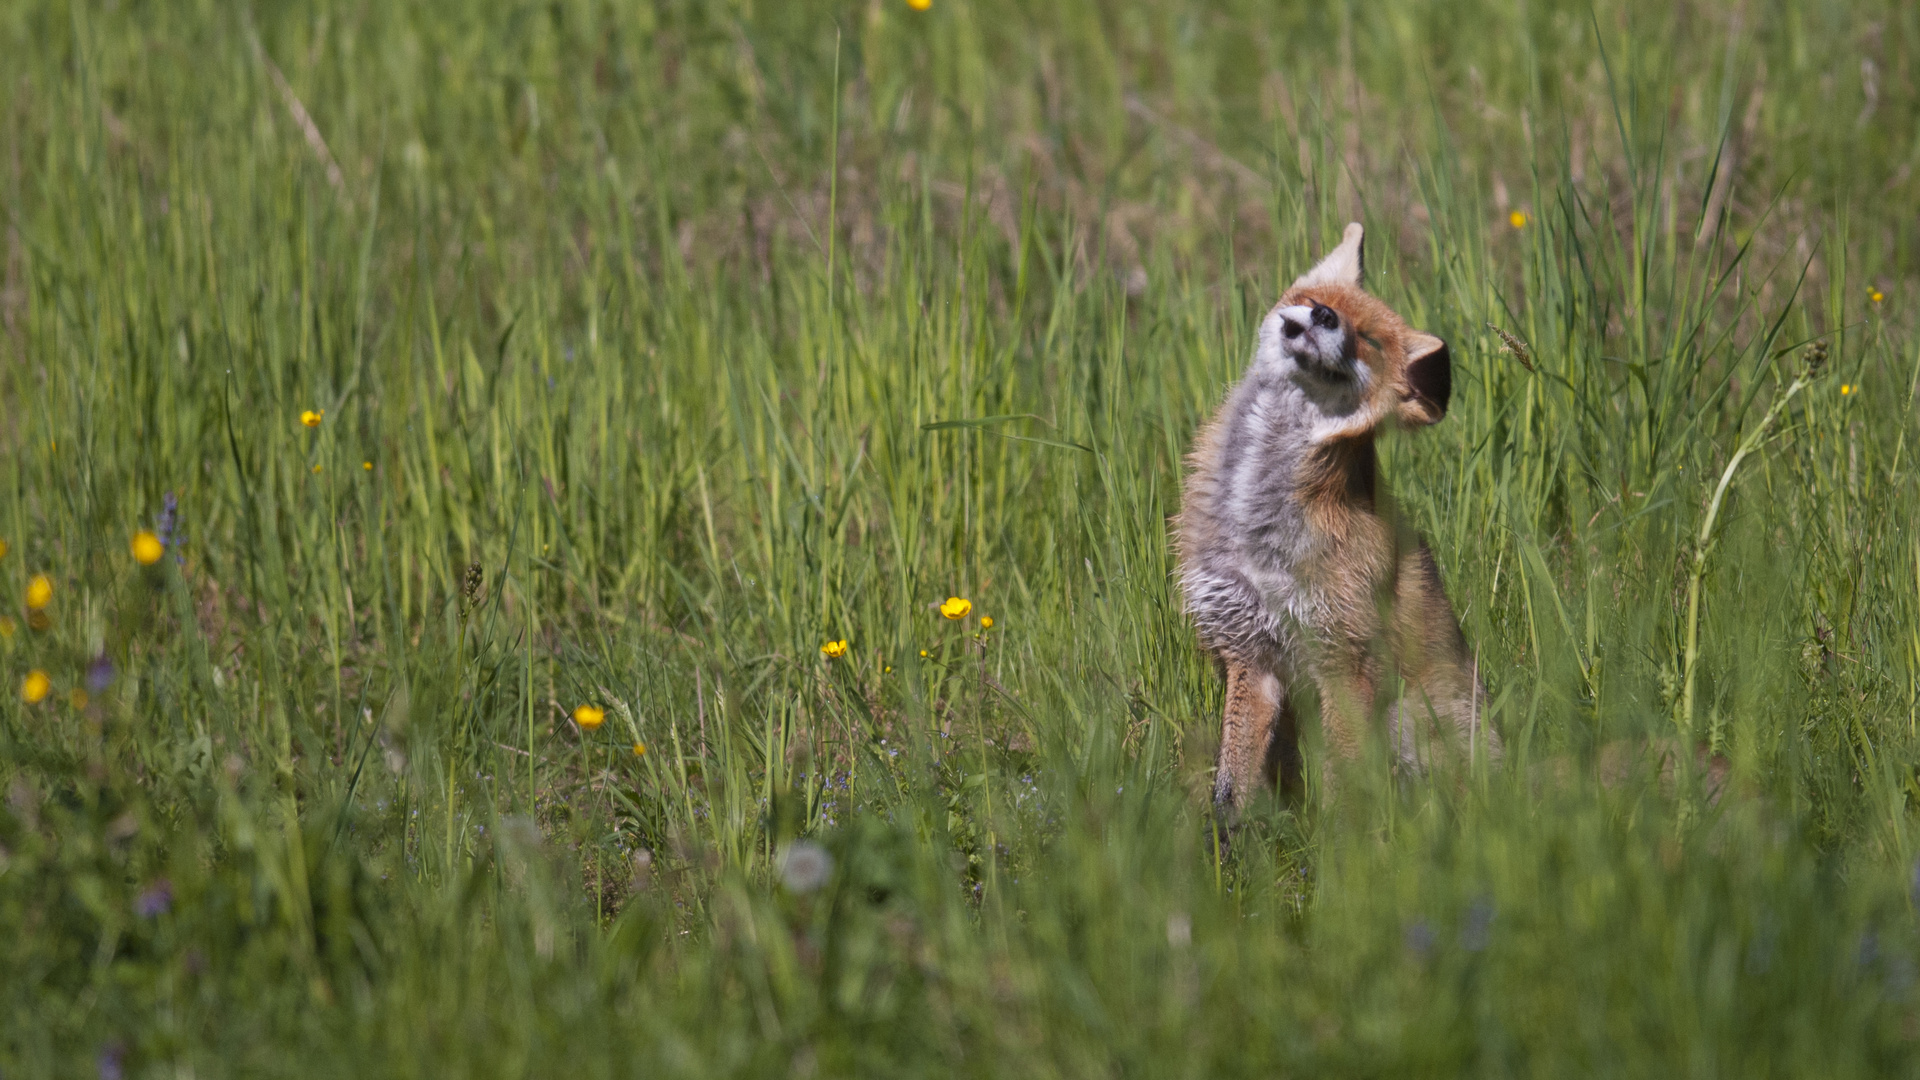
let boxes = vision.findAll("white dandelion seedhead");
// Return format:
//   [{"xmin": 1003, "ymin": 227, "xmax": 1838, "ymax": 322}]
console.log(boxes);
[
  {"xmin": 777, "ymin": 840, "xmax": 834, "ymax": 894},
  {"xmin": 1165, "ymin": 912, "xmax": 1192, "ymax": 948}
]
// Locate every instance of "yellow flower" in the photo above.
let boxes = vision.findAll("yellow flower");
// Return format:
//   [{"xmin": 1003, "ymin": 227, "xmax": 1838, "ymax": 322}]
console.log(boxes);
[
  {"xmin": 574, "ymin": 705, "xmax": 606, "ymax": 730},
  {"xmin": 25, "ymin": 574, "xmax": 53, "ymax": 610},
  {"xmin": 979, "ymin": 616, "xmax": 994, "ymax": 630},
  {"xmin": 919, "ymin": 650, "xmax": 929, "ymax": 658},
  {"xmin": 68, "ymin": 688, "xmax": 88, "ymax": 710},
  {"xmin": 21, "ymin": 669, "xmax": 50, "ymax": 704},
  {"xmin": 131, "ymin": 531, "xmax": 164, "ymax": 566},
  {"xmin": 0, "ymin": 539, "xmax": 8, "ymax": 560},
  {"xmin": 632, "ymin": 742, "xmax": 647, "ymax": 757},
  {"xmin": 1841, "ymin": 384, "xmax": 1852, "ymax": 396},
  {"xmin": 363, "ymin": 461, "xmax": 374, "ymax": 471},
  {"xmin": 311, "ymin": 464, "xmax": 323, "ymax": 474},
  {"xmin": 907, "ymin": 0, "xmax": 931, "ymax": 9},
  {"xmin": 1869, "ymin": 289, "xmax": 1884, "ymax": 305},
  {"xmin": 939, "ymin": 596, "xmax": 972, "ymax": 620},
  {"xmin": 300, "ymin": 409, "xmax": 324, "ymax": 428},
  {"xmin": 821, "ymin": 639, "xmax": 849, "ymax": 659},
  {"xmin": 1509, "ymin": 210, "xmax": 1529, "ymax": 229}
]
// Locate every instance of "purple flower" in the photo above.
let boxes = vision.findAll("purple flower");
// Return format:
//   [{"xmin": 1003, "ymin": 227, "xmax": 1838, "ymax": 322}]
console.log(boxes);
[
  {"xmin": 134, "ymin": 879, "xmax": 172, "ymax": 919},
  {"xmin": 1859, "ymin": 930, "xmax": 1881, "ymax": 969},
  {"xmin": 1403, "ymin": 919, "xmax": 1436, "ymax": 958},
  {"xmin": 1461, "ymin": 896, "xmax": 1496, "ymax": 952},
  {"xmin": 87, "ymin": 656, "xmax": 116, "ymax": 693},
  {"xmin": 156, "ymin": 493, "xmax": 178, "ymax": 545},
  {"xmin": 97, "ymin": 1042, "xmax": 125, "ymax": 1080},
  {"xmin": 157, "ymin": 492, "xmax": 186, "ymax": 564}
]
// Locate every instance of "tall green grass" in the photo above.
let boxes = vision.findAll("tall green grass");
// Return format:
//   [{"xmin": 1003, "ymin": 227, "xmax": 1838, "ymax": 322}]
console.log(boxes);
[{"xmin": 3, "ymin": 0, "xmax": 1919, "ymax": 1075}]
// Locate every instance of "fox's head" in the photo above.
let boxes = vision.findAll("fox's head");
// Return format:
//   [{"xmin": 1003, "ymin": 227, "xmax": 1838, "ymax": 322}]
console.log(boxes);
[{"xmin": 1253, "ymin": 223, "xmax": 1451, "ymax": 442}]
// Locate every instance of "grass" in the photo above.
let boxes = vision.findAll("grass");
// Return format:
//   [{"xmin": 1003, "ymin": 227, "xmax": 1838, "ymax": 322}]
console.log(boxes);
[{"xmin": 3, "ymin": 0, "xmax": 1920, "ymax": 1074}]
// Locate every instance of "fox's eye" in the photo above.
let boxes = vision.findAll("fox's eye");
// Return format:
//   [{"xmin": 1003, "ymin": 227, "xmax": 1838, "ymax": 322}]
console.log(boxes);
[{"xmin": 1310, "ymin": 303, "xmax": 1340, "ymax": 330}]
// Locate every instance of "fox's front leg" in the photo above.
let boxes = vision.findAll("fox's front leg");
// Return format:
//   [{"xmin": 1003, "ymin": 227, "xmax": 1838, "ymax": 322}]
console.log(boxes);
[{"xmin": 1214, "ymin": 659, "xmax": 1287, "ymax": 816}]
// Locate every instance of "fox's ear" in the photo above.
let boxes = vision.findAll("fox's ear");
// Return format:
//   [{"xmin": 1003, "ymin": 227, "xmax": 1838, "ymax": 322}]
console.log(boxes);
[
  {"xmin": 1398, "ymin": 331, "xmax": 1451, "ymax": 426},
  {"xmin": 1290, "ymin": 222, "xmax": 1365, "ymax": 290}
]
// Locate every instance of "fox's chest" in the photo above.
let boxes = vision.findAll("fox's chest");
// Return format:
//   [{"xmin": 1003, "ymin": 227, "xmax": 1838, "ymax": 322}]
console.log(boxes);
[
  {"xmin": 1208, "ymin": 388, "xmax": 1370, "ymax": 558},
  {"xmin": 1200, "ymin": 387, "xmax": 1388, "ymax": 605}
]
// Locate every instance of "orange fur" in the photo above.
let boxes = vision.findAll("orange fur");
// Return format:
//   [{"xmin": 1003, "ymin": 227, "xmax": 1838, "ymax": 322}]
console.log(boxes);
[{"xmin": 1177, "ymin": 224, "xmax": 1496, "ymax": 816}]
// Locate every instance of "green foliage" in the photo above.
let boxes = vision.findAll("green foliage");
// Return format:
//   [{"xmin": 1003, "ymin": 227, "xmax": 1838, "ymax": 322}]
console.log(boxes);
[{"xmin": 2, "ymin": 0, "xmax": 1918, "ymax": 1074}]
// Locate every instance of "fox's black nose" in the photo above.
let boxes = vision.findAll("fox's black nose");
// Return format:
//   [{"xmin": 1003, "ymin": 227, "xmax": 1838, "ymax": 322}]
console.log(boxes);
[
  {"xmin": 1311, "ymin": 303, "xmax": 1339, "ymax": 330},
  {"xmin": 1281, "ymin": 317, "xmax": 1305, "ymax": 339}
]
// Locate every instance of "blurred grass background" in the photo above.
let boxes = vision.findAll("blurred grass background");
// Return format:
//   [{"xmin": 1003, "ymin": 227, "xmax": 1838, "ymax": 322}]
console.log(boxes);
[{"xmin": 3, "ymin": 0, "xmax": 1920, "ymax": 1074}]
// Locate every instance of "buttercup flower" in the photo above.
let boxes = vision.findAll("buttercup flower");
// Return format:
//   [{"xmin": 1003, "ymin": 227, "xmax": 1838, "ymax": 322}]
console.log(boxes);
[
  {"xmin": 21, "ymin": 669, "xmax": 50, "ymax": 704},
  {"xmin": 300, "ymin": 409, "xmax": 324, "ymax": 428},
  {"xmin": 1841, "ymin": 384, "xmax": 1853, "ymax": 396},
  {"xmin": 25, "ymin": 574, "xmax": 52, "ymax": 610},
  {"xmin": 131, "ymin": 531, "xmax": 164, "ymax": 566},
  {"xmin": 363, "ymin": 461, "xmax": 373, "ymax": 471},
  {"xmin": 1509, "ymin": 210, "xmax": 1529, "ymax": 229},
  {"xmin": 574, "ymin": 705, "xmax": 606, "ymax": 730},
  {"xmin": 821, "ymin": 639, "xmax": 849, "ymax": 659},
  {"xmin": 907, "ymin": 0, "xmax": 931, "ymax": 9},
  {"xmin": 1870, "ymin": 288, "xmax": 1885, "ymax": 305},
  {"xmin": 632, "ymin": 742, "xmax": 647, "ymax": 757},
  {"xmin": 979, "ymin": 616, "xmax": 994, "ymax": 630},
  {"xmin": 939, "ymin": 596, "xmax": 972, "ymax": 620}
]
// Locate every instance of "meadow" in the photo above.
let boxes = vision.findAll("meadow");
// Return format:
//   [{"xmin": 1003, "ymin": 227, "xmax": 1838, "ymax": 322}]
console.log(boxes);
[{"xmin": 3, "ymin": 0, "xmax": 1920, "ymax": 1074}]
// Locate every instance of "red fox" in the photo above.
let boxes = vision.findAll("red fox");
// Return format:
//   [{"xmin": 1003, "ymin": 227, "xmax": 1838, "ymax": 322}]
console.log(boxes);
[{"xmin": 1177, "ymin": 223, "xmax": 1498, "ymax": 814}]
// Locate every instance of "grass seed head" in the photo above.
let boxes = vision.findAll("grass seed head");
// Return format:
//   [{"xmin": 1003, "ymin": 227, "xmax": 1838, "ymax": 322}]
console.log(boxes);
[
  {"xmin": 461, "ymin": 563, "xmax": 484, "ymax": 613},
  {"xmin": 1801, "ymin": 339, "xmax": 1830, "ymax": 378}
]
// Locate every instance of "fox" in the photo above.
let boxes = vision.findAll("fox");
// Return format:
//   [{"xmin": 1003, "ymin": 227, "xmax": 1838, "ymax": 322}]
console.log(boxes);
[{"xmin": 1177, "ymin": 222, "xmax": 1499, "ymax": 815}]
